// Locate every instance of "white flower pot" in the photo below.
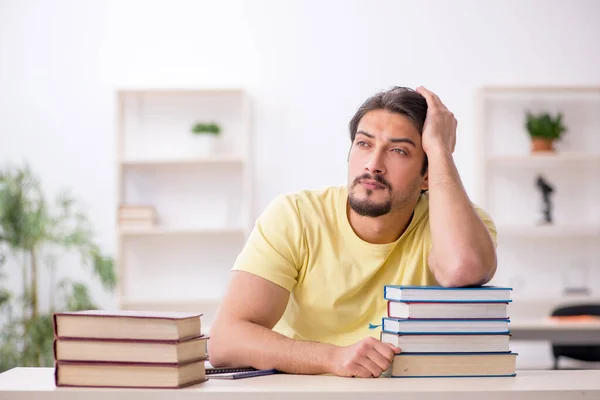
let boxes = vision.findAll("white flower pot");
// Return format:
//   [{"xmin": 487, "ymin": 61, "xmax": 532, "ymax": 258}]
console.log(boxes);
[{"xmin": 193, "ymin": 134, "xmax": 217, "ymax": 157}]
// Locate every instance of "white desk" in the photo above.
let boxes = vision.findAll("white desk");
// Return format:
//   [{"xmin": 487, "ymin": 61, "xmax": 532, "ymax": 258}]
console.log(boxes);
[
  {"xmin": 510, "ymin": 319, "xmax": 600, "ymax": 344},
  {"xmin": 1, "ymin": 368, "xmax": 600, "ymax": 400}
]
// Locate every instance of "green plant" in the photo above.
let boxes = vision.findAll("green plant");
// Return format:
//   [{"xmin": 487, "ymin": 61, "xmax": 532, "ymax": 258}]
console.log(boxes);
[
  {"xmin": 191, "ymin": 122, "xmax": 221, "ymax": 135},
  {"xmin": 0, "ymin": 163, "xmax": 115, "ymax": 372},
  {"xmin": 525, "ymin": 111, "xmax": 567, "ymax": 140}
]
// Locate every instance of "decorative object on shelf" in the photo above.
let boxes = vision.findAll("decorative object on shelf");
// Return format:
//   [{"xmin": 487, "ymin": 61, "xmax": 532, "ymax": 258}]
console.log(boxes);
[
  {"xmin": 535, "ymin": 175, "xmax": 554, "ymax": 224},
  {"xmin": 191, "ymin": 121, "xmax": 221, "ymax": 157},
  {"xmin": 0, "ymin": 163, "xmax": 115, "ymax": 372},
  {"xmin": 562, "ymin": 261, "xmax": 590, "ymax": 296},
  {"xmin": 525, "ymin": 111, "xmax": 567, "ymax": 153}
]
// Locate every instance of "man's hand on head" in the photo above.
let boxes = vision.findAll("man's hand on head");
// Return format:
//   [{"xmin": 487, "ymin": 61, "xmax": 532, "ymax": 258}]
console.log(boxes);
[
  {"xmin": 416, "ymin": 86, "xmax": 457, "ymax": 156},
  {"xmin": 328, "ymin": 337, "xmax": 401, "ymax": 378}
]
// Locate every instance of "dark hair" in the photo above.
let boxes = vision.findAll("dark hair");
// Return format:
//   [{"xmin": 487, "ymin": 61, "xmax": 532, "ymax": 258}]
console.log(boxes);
[{"xmin": 348, "ymin": 86, "xmax": 428, "ymax": 175}]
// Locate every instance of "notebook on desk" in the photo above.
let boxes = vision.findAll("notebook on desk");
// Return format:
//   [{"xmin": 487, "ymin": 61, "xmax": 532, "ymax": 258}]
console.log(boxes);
[{"xmin": 206, "ymin": 366, "xmax": 279, "ymax": 380}]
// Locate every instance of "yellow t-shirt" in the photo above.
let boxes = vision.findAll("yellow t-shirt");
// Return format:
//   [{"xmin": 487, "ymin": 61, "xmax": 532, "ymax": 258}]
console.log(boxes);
[{"xmin": 232, "ymin": 185, "xmax": 497, "ymax": 347}]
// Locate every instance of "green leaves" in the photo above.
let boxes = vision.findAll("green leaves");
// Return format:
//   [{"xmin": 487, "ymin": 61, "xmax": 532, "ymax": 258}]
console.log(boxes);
[
  {"xmin": 191, "ymin": 121, "xmax": 221, "ymax": 135},
  {"xmin": 58, "ymin": 279, "xmax": 97, "ymax": 311},
  {"xmin": 90, "ymin": 248, "xmax": 116, "ymax": 291},
  {"xmin": 0, "ymin": 162, "xmax": 114, "ymax": 372},
  {"xmin": 0, "ymin": 164, "xmax": 46, "ymax": 250},
  {"xmin": 0, "ymin": 288, "xmax": 10, "ymax": 310},
  {"xmin": 525, "ymin": 111, "xmax": 567, "ymax": 140}
]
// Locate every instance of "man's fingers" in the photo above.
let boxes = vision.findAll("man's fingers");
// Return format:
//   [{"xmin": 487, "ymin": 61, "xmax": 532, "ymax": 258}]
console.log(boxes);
[
  {"xmin": 368, "ymin": 347, "xmax": 393, "ymax": 371},
  {"xmin": 351, "ymin": 364, "xmax": 375, "ymax": 378},
  {"xmin": 357, "ymin": 357, "xmax": 383, "ymax": 377},
  {"xmin": 373, "ymin": 341, "xmax": 399, "ymax": 362},
  {"xmin": 416, "ymin": 86, "xmax": 445, "ymax": 110}
]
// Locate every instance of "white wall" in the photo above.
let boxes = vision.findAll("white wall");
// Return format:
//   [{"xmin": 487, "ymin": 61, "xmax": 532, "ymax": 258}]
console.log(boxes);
[{"xmin": 1, "ymin": 0, "xmax": 600, "ymax": 368}]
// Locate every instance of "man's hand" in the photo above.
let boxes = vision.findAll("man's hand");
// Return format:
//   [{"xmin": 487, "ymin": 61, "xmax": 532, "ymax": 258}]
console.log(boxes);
[
  {"xmin": 328, "ymin": 337, "xmax": 401, "ymax": 378},
  {"xmin": 416, "ymin": 86, "xmax": 457, "ymax": 155}
]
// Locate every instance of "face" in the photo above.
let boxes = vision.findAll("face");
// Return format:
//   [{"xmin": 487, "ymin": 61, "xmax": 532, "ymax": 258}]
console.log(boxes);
[{"xmin": 347, "ymin": 109, "xmax": 428, "ymax": 218}]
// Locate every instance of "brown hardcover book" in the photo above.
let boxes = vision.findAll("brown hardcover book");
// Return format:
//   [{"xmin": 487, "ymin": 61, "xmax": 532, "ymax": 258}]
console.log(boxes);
[
  {"xmin": 54, "ymin": 335, "xmax": 208, "ymax": 364},
  {"xmin": 53, "ymin": 310, "xmax": 202, "ymax": 341},
  {"xmin": 54, "ymin": 358, "xmax": 207, "ymax": 388}
]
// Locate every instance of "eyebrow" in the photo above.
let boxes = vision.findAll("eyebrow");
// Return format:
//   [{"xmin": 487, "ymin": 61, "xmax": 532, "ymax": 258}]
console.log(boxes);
[{"xmin": 356, "ymin": 130, "xmax": 416, "ymax": 147}]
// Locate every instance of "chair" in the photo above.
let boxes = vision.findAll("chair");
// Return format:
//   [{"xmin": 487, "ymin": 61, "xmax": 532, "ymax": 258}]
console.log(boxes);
[{"xmin": 551, "ymin": 304, "xmax": 600, "ymax": 369}]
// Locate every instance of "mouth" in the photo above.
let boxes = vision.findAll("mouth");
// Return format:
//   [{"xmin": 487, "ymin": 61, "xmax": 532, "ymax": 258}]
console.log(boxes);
[{"xmin": 359, "ymin": 179, "xmax": 387, "ymax": 190}]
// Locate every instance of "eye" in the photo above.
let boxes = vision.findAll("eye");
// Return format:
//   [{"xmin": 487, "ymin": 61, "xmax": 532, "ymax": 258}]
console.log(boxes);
[
  {"xmin": 356, "ymin": 141, "xmax": 370, "ymax": 147},
  {"xmin": 392, "ymin": 148, "xmax": 408, "ymax": 155}
]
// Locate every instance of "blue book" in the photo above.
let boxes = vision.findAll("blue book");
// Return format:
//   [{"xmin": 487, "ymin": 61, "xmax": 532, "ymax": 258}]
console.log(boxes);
[
  {"xmin": 384, "ymin": 352, "xmax": 517, "ymax": 378},
  {"xmin": 384, "ymin": 285, "xmax": 512, "ymax": 303}
]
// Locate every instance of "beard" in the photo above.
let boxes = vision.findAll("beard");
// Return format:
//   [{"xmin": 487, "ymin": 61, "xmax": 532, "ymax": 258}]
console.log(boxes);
[{"xmin": 348, "ymin": 173, "xmax": 420, "ymax": 218}]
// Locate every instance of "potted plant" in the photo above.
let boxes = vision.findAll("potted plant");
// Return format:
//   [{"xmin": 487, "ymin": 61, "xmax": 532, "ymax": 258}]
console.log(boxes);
[
  {"xmin": 0, "ymin": 163, "xmax": 115, "ymax": 372},
  {"xmin": 525, "ymin": 111, "xmax": 567, "ymax": 153},
  {"xmin": 191, "ymin": 122, "xmax": 221, "ymax": 157}
]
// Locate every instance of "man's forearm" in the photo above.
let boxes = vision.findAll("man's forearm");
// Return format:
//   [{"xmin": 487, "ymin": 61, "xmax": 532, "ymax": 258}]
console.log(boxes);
[
  {"xmin": 209, "ymin": 319, "xmax": 336, "ymax": 374},
  {"xmin": 427, "ymin": 148, "xmax": 497, "ymax": 286}
]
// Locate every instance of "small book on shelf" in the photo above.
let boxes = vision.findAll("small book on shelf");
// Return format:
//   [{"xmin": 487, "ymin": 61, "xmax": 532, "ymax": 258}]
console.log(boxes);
[{"xmin": 53, "ymin": 310, "xmax": 203, "ymax": 341}]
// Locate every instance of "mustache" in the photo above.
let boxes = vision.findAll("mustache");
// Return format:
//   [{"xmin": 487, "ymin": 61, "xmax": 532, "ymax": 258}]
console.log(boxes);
[{"xmin": 352, "ymin": 173, "xmax": 391, "ymax": 190}]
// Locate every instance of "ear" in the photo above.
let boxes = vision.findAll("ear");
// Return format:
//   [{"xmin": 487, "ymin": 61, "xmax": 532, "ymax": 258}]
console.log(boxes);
[{"xmin": 420, "ymin": 170, "xmax": 429, "ymax": 192}]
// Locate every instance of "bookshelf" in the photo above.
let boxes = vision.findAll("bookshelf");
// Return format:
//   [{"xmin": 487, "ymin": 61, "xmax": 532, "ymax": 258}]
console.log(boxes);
[
  {"xmin": 476, "ymin": 86, "xmax": 600, "ymax": 303},
  {"xmin": 115, "ymin": 88, "xmax": 252, "ymax": 326}
]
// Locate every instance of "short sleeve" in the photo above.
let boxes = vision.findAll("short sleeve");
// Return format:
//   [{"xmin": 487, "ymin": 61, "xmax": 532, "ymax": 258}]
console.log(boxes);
[
  {"xmin": 474, "ymin": 204, "xmax": 497, "ymax": 247},
  {"xmin": 231, "ymin": 194, "xmax": 305, "ymax": 292}
]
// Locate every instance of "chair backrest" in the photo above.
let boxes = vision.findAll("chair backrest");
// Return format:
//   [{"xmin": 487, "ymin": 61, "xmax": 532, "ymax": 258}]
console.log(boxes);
[
  {"xmin": 550, "ymin": 303, "xmax": 600, "ymax": 364},
  {"xmin": 551, "ymin": 304, "xmax": 600, "ymax": 317}
]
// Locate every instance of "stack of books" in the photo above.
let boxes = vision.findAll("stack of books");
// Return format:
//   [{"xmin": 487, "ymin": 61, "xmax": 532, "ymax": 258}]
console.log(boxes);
[
  {"xmin": 379, "ymin": 285, "xmax": 517, "ymax": 378},
  {"xmin": 53, "ymin": 310, "xmax": 208, "ymax": 388},
  {"xmin": 118, "ymin": 204, "xmax": 157, "ymax": 228}
]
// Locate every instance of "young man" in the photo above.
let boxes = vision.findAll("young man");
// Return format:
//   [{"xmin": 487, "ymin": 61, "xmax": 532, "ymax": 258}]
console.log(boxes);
[{"xmin": 208, "ymin": 86, "xmax": 498, "ymax": 378}]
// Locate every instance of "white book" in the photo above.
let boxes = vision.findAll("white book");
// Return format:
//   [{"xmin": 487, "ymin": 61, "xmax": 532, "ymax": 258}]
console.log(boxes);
[
  {"xmin": 381, "ymin": 317, "xmax": 510, "ymax": 334},
  {"xmin": 384, "ymin": 285, "xmax": 512, "ymax": 302},
  {"xmin": 388, "ymin": 301, "xmax": 508, "ymax": 319},
  {"xmin": 380, "ymin": 332, "xmax": 510, "ymax": 353}
]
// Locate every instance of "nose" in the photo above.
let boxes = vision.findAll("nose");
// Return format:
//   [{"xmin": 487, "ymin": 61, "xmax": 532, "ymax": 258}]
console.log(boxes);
[{"xmin": 365, "ymin": 150, "xmax": 386, "ymax": 175}]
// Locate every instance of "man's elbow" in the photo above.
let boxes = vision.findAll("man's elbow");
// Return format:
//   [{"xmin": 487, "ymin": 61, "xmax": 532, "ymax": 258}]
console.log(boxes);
[
  {"xmin": 436, "ymin": 253, "xmax": 497, "ymax": 288},
  {"xmin": 207, "ymin": 325, "xmax": 234, "ymax": 367}
]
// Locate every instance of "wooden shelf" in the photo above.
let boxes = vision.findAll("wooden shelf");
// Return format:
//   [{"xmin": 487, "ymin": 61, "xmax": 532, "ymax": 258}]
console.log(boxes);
[
  {"xmin": 481, "ymin": 86, "xmax": 600, "ymax": 93},
  {"xmin": 118, "ymin": 227, "xmax": 247, "ymax": 236},
  {"xmin": 487, "ymin": 152, "xmax": 600, "ymax": 166},
  {"xmin": 120, "ymin": 297, "xmax": 221, "ymax": 309},
  {"xmin": 496, "ymin": 224, "xmax": 600, "ymax": 237},
  {"xmin": 117, "ymin": 87, "xmax": 245, "ymax": 95},
  {"xmin": 120, "ymin": 155, "xmax": 246, "ymax": 168},
  {"xmin": 116, "ymin": 88, "xmax": 252, "ymax": 310}
]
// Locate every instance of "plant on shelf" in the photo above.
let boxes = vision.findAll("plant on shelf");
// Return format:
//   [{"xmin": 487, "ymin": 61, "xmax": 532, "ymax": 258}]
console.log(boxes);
[
  {"xmin": 0, "ymin": 163, "xmax": 116, "ymax": 372},
  {"xmin": 191, "ymin": 122, "xmax": 221, "ymax": 135},
  {"xmin": 190, "ymin": 122, "xmax": 221, "ymax": 157},
  {"xmin": 525, "ymin": 111, "xmax": 567, "ymax": 153}
]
